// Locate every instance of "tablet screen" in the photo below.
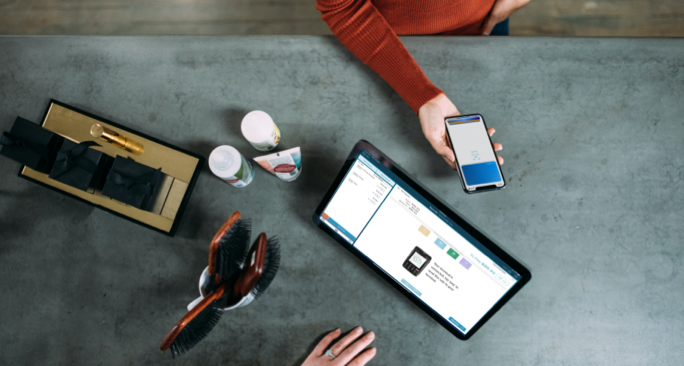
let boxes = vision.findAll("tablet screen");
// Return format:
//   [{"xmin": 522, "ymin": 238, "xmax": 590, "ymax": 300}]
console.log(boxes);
[{"xmin": 318, "ymin": 149, "xmax": 522, "ymax": 335}]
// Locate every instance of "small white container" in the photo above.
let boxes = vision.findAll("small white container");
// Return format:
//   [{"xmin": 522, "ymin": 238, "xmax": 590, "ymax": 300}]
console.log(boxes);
[
  {"xmin": 241, "ymin": 111, "xmax": 281, "ymax": 151},
  {"xmin": 209, "ymin": 145, "xmax": 254, "ymax": 188},
  {"xmin": 186, "ymin": 266, "xmax": 253, "ymax": 311}
]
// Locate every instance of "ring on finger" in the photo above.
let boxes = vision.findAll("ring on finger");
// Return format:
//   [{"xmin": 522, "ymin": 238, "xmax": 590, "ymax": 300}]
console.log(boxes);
[{"xmin": 324, "ymin": 349, "xmax": 336, "ymax": 359}]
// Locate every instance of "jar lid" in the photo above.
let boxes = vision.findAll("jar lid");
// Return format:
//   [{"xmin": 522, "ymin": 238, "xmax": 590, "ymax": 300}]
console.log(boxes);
[
  {"xmin": 209, "ymin": 145, "xmax": 242, "ymax": 178},
  {"xmin": 241, "ymin": 110, "xmax": 274, "ymax": 142}
]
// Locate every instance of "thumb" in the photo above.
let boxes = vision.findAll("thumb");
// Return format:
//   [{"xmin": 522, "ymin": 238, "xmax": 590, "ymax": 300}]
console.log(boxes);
[{"xmin": 482, "ymin": 15, "xmax": 498, "ymax": 36}]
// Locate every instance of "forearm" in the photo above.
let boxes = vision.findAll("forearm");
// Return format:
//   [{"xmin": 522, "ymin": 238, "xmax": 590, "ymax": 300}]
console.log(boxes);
[{"xmin": 317, "ymin": 0, "xmax": 443, "ymax": 113}]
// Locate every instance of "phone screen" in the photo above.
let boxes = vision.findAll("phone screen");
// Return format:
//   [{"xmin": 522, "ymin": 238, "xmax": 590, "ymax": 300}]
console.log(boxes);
[{"xmin": 445, "ymin": 115, "xmax": 504, "ymax": 192}]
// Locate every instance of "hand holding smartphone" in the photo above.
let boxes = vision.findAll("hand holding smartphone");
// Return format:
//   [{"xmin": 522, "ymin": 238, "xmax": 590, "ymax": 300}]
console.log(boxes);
[{"xmin": 444, "ymin": 114, "xmax": 506, "ymax": 194}]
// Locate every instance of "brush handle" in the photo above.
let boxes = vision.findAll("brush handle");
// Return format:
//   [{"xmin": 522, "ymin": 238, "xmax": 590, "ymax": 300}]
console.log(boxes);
[
  {"xmin": 235, "ymin": 233, "xmax": 267, "ymax": 298},
  {"xmin": 186, "ymin": 296, "xmax": 203, "ymax": 311},
  {"xmin": 160, "ymin": 281, "xmax": 230, "ymax": 351},
  {"xmin": 208, "ymin": 211, "xmax": 241, "ymax": 278}
]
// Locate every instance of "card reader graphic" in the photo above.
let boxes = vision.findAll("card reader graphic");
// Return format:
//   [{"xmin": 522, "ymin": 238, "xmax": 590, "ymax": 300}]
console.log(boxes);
[{"xmin": 403, "ymin": 246, "xmax": 432, "ymax": 276}]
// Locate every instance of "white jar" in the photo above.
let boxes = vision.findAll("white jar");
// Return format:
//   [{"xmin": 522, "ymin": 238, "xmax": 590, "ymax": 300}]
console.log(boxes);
[
  {"xmin": 209, "ymin": 145, "xmax": 254, "ymax": 188},
  {"xmin": 241, "ymin": 111, "xmax": 281, "ymax": 151}
]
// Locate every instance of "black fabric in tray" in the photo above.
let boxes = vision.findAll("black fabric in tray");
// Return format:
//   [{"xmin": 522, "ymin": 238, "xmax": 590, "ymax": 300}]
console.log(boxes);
[
  {"xmin": 0, "ymin": 116, "xmax": 65, "ymax": 173},
  {"xmin": 48, "ymin": 140, "xmax": 112, "ymax": 192},
  {"xmin": 101, "ymin": 156, "xmax": 162, "ymax": 210}
]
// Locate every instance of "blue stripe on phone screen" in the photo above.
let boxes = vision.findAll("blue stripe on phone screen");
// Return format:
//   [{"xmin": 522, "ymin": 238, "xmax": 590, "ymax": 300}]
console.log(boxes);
[{"xmin": 461, "ymin": 161, "xmax": 502, "ymax": 186}]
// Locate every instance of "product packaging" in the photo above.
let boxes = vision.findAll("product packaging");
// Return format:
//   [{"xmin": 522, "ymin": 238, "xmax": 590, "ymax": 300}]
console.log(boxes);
[
  {"xmin": 241, "ymin": 111, "xmax": 280, "ymax": 151},
  {"xmin": 0, "ymin": 116, "xmax": 65, "ymax": 173},
  {"xmin": 253, "ymin": 146, "xmax": 302, "ymax": 182},
  {"xmin": 48, "ymin": 140, "xmax": 113, "ymax": 192},
  {"xmin": 101, "ymin": 156, "xmax": 164, "ymax": 211},
  {"xmin": 209, "ymin": 145, "xmax": 255, "ymax": 187}
]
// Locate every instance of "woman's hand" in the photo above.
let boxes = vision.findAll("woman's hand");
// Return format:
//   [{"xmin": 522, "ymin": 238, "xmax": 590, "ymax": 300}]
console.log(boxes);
[
  {"xmin": 418, "ymin": 94, "xmax": 504, "ymax": 170},
  {"xmin": 418, "ymin": 93, "xmax": 460, "ymax": 170},
  {"xmin": 301, "ymin": 327, "xmax": 376, "ymax": 366},
  {"xmin": 482, "ymin": 0, "xmax": 530, "ymax": 35}
]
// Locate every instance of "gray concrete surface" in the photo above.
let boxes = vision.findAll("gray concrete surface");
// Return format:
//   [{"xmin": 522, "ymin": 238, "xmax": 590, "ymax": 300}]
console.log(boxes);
[{"xmin": 0, "ymin": 36, "xmax": 682, "ymax": 365}]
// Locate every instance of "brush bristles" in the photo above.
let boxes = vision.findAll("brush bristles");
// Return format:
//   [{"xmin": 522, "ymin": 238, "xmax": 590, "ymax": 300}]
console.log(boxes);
[
  {"xmin": 251, "ymin": 236, "xmax": 281, "ymax": 300},
  {"xmin": 170, "ymin": 300, "xmax": 223, "ymax": 358},
  {"xmin": 217, "ymin": 218, "xmax": 252, "ymax": 281}
]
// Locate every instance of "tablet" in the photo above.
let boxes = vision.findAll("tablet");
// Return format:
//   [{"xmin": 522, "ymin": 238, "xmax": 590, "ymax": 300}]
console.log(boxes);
[{"xmin": 312, "ymin": 140, "xmax": 531, "ymax": 340}]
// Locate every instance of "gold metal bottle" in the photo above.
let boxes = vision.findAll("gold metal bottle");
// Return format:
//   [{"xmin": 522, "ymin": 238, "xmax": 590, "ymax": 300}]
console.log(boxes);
[{"xmin": 90, "ymin": 124, "xmax": 144, "ymax": 155}]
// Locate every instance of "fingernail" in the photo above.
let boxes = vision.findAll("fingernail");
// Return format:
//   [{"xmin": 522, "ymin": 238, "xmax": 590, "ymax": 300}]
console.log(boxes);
[
  {"xmin": 482, "ymin": 32, "xmax": 489, "ymax": 36},
  {"xmin": 370, "ymin": 347, "xmax": 377, "ymax": 354},
  {"xmin": 354, "ymin": 326, "xmax": 363, "ymax": 333},
  {"xmin": 334, "ymin": 328, "xmax": 341, "ymax": 332},
  {"xmin": 366, "ymin": 332, "xmax": 375, "ymax": 339}
]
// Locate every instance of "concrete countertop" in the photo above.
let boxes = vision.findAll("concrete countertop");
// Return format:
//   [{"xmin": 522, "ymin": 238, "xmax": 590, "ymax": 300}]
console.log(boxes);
[{"xmin": 0, "ymin": 36, "xmax": 682, "ymax": 366}]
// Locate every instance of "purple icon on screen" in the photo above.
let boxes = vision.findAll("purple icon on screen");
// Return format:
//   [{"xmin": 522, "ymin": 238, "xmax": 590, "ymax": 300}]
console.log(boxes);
[{"xmin": 460, "ymin": 258, "xmax": 472, "ymax": 270}]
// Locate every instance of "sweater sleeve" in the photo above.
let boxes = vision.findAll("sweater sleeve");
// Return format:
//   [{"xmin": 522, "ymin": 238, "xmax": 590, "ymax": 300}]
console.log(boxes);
[{"xmin": 316, "ymin": 0, "xmax": 444, "ymax": 114}]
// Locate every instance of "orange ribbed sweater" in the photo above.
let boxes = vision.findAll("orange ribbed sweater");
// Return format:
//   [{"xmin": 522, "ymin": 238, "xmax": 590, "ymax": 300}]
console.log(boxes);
[{"xmin": 316, "ymin": 0, "xmax": 495, "ymax": 113}]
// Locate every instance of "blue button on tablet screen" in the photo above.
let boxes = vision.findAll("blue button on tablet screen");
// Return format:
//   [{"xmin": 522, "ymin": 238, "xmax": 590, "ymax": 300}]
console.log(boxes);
[{"xmin": 449, "ymin": 317, "xmax": 466, "ymax": 332}]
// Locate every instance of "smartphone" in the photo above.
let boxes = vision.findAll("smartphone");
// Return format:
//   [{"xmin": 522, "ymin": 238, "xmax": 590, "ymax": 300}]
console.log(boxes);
[
  {"xmin": 403, "ymin": 246, "xmax": 432, "ymax": 276},
  {"xmin": 444, "ymin": 114, "xmax": 506, "ymax": 194}
]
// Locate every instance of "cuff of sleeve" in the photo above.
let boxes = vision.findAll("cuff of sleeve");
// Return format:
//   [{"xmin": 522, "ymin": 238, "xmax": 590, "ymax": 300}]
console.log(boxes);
[{"xmin": 406, "ymin": 85, "xmax": 444, "ymax": 115}]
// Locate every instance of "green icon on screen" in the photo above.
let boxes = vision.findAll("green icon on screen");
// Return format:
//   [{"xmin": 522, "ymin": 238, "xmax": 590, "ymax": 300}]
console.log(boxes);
[{"xmin": 447, "ymin": 248, "xmax": 459, "ymax": 260}]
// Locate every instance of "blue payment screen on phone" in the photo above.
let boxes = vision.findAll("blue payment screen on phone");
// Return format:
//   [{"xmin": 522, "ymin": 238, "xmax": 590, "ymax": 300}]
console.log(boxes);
[{"xmin": 445, "ymin": 115, "xmax": 504, "ymax": 190}]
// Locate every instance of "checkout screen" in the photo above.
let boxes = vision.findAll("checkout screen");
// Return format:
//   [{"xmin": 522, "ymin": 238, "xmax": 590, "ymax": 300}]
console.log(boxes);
[
  {"xmin": 445, "ymin": 115, "xmax": 504, "ymax": 190},
  {"xmin": 319, "ymin": 150, "xmax": 521, "ymax": 334}
]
